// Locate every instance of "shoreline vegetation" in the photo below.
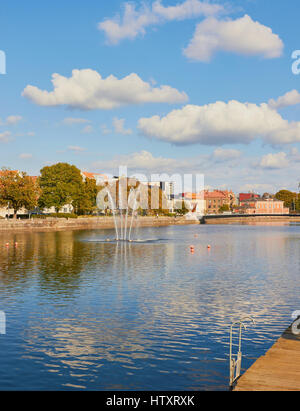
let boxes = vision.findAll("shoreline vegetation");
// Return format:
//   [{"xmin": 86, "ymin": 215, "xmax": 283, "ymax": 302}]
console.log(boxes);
[{"xmin": 0, "ymin": 215, "xmax": 299, "ymax": 233}]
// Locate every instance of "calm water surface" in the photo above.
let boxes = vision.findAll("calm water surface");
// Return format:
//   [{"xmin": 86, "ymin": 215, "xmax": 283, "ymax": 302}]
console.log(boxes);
[{"xmin": 0, "ymin": 224, "xmax": 299, "ymax": 390}]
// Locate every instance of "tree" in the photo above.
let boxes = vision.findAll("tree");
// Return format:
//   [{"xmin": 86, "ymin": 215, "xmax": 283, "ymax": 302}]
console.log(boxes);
[
  {"xmin": 0, "ymin": 169, "xmax": 39, "ymax": 218},
  {"xmin": 219, "ymin": 204, "xmax": 230, "ymax": 213},
  {"xmin": 73, "ymin": 177, "xmax": 99, "ymax": 215},
  {"xmin": 275, "ymin": 190, "xmax": 300, "ymax": 212},
  {"xmin": 38, "ymin": 163, "xmax": 84, "ymax": 213}
]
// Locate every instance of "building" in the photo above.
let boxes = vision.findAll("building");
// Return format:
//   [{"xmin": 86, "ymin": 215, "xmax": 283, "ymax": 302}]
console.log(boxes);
[
  {"xmin": 203, "ymin": 190, "xmax": 236, "ymax": 214},
  {"xmin": 141, "ymin": 181, "xmax": 175, "ymax": 211},
  {"xmin": 240, "ymin": 198, "xmax": 289, "ymax": 215},
  {"xmin": 181, "ymin": 192, "xmax": 206, "ymax": 215},
  {"xmin": 239, "ymin": 193, "xmax": 260, "ymax": 203},
  {"xmin": 81, "ymin": 171, "xmax": 109, "ymax": 186},
  {"xmin": 146, "ymin": 181, "xmax": 175, "ymax": 200}
]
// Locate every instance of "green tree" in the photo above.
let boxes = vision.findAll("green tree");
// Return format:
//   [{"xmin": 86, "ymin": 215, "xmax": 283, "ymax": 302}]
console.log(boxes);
[
  {"xmin": 219, "ymin": 204, "xmax": 230, "ymax": 213},
  {"xmin": 38, "ymin": 163, "xmax": 84, "ymax": 213},
  {"xmin": 275, "ymin": 190, "xmax": 300, "ymax": 212},
  {"xmin": 73, "ymin": 177, "xmax": 99, "ymax": 215},
  {"xmin": 0, "ymin": 169, "xmax": 39, "ymax": 218}
]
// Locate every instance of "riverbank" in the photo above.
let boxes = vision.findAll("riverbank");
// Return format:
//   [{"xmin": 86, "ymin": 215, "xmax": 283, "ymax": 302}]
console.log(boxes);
[
  {"xmin": 203, "ymin": 215, "xmax": 300, "ymax": 224},
  {"xmin": 0, "ymin": 216, "xmax": 198, "ymax": 233}
]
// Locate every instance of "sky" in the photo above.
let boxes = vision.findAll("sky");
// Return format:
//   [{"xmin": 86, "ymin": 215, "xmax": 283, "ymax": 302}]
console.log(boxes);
[{"xmin": 1, "ymin": 0, "xmax": 300, "ymax": 194}]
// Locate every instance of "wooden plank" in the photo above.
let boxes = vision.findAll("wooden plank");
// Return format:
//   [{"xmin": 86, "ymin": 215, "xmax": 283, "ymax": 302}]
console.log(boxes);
[{"xmin": 234, "ymin": 323, "xmax": 300, "ymax": 391}]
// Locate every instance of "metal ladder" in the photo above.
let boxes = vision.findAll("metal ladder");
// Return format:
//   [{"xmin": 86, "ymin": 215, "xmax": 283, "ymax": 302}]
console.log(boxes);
[{"xmin": 229, "ymin": 317, "xmax": 255, "ymax": 388}]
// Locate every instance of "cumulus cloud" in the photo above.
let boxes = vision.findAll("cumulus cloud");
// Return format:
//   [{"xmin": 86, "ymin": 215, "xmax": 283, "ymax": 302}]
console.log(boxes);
[
  {"xmin": 19, "ymin": 153, "xmax": 33, "ymax": 159},
  {"xmin": 268, "ymin": 89, "xmax": 300, "ymax": 109},
  {"xmin": 101, "ymin": 124, "xmax": 112, "ymax": 135},
  {"xmin": 98, "ymin": 0, "xmax": 223, "ymax": 45},
  {"xmin": 90, "ymin": 148, "xmax": 299, "ymax": 194},
  {"xmin": 6, "ymin": 115, "xmax": 23, "ymax": 125},
  {"xmin": 212, "ymin": 148, "xmax": 241, "ymax": 161},
  {"xmin": 138, "ymin": 100, "xmax": 300, "ymax": 146},
  {"xmin": 0, "ymin": 115, "xmax": 23, "ymax": 126},
  {"xmin": 0, "ymin": 131, "xmax": 12, "ymax": 143},
  {"xmin": 239, "ymin": 183, "xmax": 276, "ymax": 194},
  {"xmin": 97, "ymin": 150, "xmax": 180, "ymax": 171},
  {"xmin": 290, "ymin": 147, "xmax": 300, "ymax": 162},
  {"xmin": 63, "ymin": 117, "xmax": 91, "ymax": 125},
  {"xmin": 68, "ymin": 145, "xmax": 86, "ymax": 153},
  {"xmin": 184, "ymin": 15, "xmax": 284, "ymax": 62},
  {"xmin": 93, "ymin": 150, "xmax": 208, "ymax": 175},
  {"xmin": 81, "ymin": 125, "xmax": 94, "ymax": 134},
  {"xmin": 22, "ymin": 69, "xmax": 188, "ymax": 110},
  {"xmin": 153, "ymin": 0, "xmax": 222, "ymax": 20},
  {"xmin": 258, "ymin": 152, "xmax": 289, "ymax": 169},
  {"xmin": 113, "ymin": 117, "xmax": 133, "ymax": 135}
]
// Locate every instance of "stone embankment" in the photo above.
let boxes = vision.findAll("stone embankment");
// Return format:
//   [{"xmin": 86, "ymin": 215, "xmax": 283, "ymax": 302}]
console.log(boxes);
[
  {"xmin": 0, "ymin": 216, "xmax": 198, "ymax": 232},
  {"xmin": 203, "ymin": 215, "xmax": 300, "ymax": 224}
]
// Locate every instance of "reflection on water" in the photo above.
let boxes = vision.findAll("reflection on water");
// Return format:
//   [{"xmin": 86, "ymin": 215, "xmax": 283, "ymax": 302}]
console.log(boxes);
[{"xmin": 0, "ymin": 224, "xmax": 299, "ymax": 390}]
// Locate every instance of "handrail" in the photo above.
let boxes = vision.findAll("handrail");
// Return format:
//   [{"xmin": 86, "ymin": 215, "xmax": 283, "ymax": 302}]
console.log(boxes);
[{"xmin": 229, "ymin": 317, "xmax": 255, "ymax": 388}]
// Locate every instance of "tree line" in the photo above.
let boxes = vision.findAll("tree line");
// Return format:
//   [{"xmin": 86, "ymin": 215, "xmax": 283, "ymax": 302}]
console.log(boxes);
[
  {"xmin": 0, "ymin": 163, "xmax": 99, "ymax": 218},
  {"xmin": 0, "ymin": 162, "xmax": 173, "ymax": 219},
  {"xmin": 275, "ymin": 189, "xmax": 300, "ymax": 213}
]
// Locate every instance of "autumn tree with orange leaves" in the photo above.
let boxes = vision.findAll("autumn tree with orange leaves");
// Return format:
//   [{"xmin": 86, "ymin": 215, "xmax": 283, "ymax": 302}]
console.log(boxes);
[{"xmin": 0, "ymin": 168, "xmax": 40, "ymax": 218}]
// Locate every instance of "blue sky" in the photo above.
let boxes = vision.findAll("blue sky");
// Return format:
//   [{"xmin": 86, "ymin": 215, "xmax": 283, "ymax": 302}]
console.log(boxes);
[{"xmin": 1, "ymin": 0, "xmax": 300, "ymax": 193}]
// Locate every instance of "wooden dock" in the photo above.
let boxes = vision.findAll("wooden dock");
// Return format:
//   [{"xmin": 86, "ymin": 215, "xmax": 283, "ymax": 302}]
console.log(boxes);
[{"xmin": 234, "ymin": 322, "xmax": 300, "ymax": 391}]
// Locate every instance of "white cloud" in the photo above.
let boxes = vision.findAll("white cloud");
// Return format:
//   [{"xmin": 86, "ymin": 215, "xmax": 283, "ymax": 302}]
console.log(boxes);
[
  {"xmin": 239, "ymin": 183, "xmax": 276, "ymax": 194},
  {"xmin": 97, "ymin": 150, "xmax": 205, "ymax": 171},
  {"xmin": 184, "ymin": 15, "xmax": 284, "ymax": 62},
  {"xmin": 290, "ymin": 147, "xmax": 300, "ymax": 162},
  {"xmin": 0, "ymin": 115, "xmax": 23, "ymax": 126},
  {"xmin": 101, "ymin": 124, "xmax": 112, "ymax": 135},
  {"xmin": 258, "ymin": 152, "xmax": 290, "ymax": 170},
  {"xmin": 19, "ymin": 153, "xmax": 33, "ymax": 159},
  {"xmin": 90, "ymin": 148, "xmax": 300, "ymax": 195},
  {"xmin": 0, "ymin": 131, "xmax": 12, "ymax": 143},
  {"xmin": 268, "ymin": 89, "xmax": 300, "ymax": 109},
  {"xmin": 113, "ymin": 117, "xmax": 132, "ymax": 135},
  {"xmin": 98, "ymin": 0, "xmax": 223, "ymax": 45},
  {"xmin": 63, "ymin": 117, "xmax": 91, "ymax": 125},
  {"xmin": 81, "ymin": 125, "xmax": 94, "ymax": 134},
  {"xmin": 68, "ymin": 145, "xmax": 86, "ymax": 153},
  {"xmin": 22, "ymin": 69, "xmax": 188, "ymax": 110},
  {"xmin": 6, "ymin": 115, "xmax": 23, "ymax": 125},
  {"xmin": 0, "ymin": 131, "xmax": 11, "ymax": 143},
  {"xmin": 138, "ymin": 100, "xmax": 300, "ymax": 146},
  {"xmin": 153, "ymin": 0, "xmax": 222, "ymax": 20},
  {"xmin": 212, "ymin": 148, "xmax": 241, "ymax": 161}
]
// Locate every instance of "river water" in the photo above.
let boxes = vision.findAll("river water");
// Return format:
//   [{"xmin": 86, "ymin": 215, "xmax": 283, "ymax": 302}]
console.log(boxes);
[{"xmin": 0, "ymin": 223, "xmax": 299, "ymax": 390}]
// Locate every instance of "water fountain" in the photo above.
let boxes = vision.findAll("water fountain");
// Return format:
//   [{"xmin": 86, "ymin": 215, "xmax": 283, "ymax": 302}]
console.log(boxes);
[{"xmin": 97, "ymin": 182, "xmax": 142, "ymax": 242}]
